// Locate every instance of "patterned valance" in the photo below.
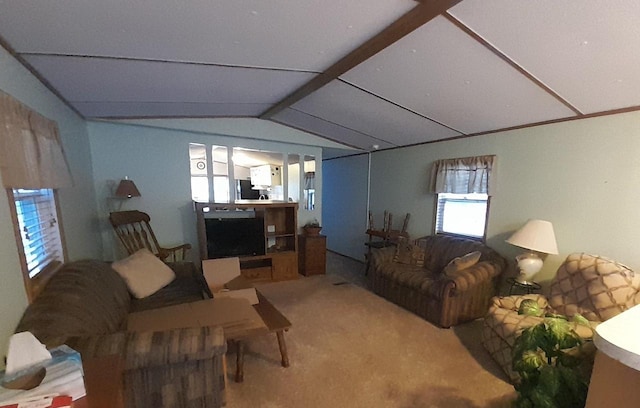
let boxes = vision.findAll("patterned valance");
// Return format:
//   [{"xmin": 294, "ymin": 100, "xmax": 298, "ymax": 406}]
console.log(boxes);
[
  {"xmin": 0, "ymin": 91, "xmax": 72, "ymax": 189},
  {"xmin": 431, "ymin": 155, "xmax": 496, "ymax": 196}
]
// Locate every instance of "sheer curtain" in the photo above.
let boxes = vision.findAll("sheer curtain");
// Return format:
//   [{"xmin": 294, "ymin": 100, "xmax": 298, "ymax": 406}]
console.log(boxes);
[{"xmin": 431, "ymin": 155, "xmax": 496, "ymax": 195}]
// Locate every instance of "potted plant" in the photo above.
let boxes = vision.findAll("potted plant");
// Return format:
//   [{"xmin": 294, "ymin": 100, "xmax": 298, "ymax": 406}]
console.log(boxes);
[
  {"xmin": 303, "ymin": 219, "xmax": 322, "ymax": 236},
  {"xmin": 512, "ymin": 299, "xmax": 595, "ymax": 408}
]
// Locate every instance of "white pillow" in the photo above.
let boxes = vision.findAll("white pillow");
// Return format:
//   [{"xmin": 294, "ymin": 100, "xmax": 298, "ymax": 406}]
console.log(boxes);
[{"xmin": 112, "ymin": 249, "xmax": 176, "ymax": 299}]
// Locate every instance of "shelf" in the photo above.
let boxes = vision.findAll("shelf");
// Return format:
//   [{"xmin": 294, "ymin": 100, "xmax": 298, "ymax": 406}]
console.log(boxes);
[
  {"xmin": 266, "ymin": 233, "xmax": 296, "ymax": 238},
  {"xmin": 195, "ymin": 201, "xmax": 299, "ymax": 282}
]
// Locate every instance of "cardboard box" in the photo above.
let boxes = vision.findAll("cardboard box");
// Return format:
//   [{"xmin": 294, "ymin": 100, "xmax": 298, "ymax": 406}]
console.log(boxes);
[
  {"xmin": 127, "ymin": 297, "xmax": 267, "ymax": 339},
  {"xmin": 202, "ymin": 258, "xmax": 241, "ymax": 293},
  {"xmin": 214, "ymin": 288, "xmax": 259, "ymax": 305},
  {"xmin": 202, "ymin": 258, "xmax": 259, "ymax": 304}
]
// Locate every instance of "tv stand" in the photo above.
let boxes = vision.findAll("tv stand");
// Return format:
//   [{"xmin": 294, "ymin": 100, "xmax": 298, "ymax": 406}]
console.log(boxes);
[{"xmin": 195, "ymin": 202, "xmax": 298, "ymax": 282}]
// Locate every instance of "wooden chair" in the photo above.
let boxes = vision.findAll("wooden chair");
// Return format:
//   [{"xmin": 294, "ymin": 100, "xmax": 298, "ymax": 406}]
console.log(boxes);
[
  {"xmin": 109, "ymin": 210, "xmax": 191, "ymax": 262},
  {"xmin": 365, "ymin": 211, "xmax": 410, "ymax": 274}
]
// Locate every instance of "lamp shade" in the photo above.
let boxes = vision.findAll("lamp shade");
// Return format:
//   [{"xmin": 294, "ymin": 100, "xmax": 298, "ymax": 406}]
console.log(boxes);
[
  {"xmin": 114, "ymin": 179, "xmax": 141, "ymax": 198},
  {"xmin": 506, "ymin": 219, "xmax": 558, "ymax": 255}
]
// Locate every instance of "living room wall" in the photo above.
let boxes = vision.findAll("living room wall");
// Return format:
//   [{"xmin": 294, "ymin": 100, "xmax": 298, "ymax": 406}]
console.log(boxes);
[
  {"xmin": 0, "ymin": 47, "xmax": 102, "ymax": 365},
  {"xmin": 87, "ymin": 120, "xmax": 323, "ymax": 262},
  {"xmin": 322, "ymin": 154, "xmax": 369, "ymax": 260},
  {"xmin": 326, "ymin": 110, "xmax": 640, "ymax": 284}
]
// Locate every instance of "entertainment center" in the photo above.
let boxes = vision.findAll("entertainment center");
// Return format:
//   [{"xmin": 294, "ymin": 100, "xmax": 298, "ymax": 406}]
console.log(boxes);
[{"xmin": 195, "ymin": 201, "xmax": 298, "ymax": 282}]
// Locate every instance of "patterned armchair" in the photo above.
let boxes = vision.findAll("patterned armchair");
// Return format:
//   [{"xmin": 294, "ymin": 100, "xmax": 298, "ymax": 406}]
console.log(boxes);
[{"xmin": 482, "ymin": 252, "xmax": 640, "ymax": 382}]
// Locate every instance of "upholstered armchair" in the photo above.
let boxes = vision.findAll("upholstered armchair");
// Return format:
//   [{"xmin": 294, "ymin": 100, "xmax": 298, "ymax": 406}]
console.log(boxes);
[{"xmin": 482, "ymin": 252, "xmax": 640, "ymax": 382}]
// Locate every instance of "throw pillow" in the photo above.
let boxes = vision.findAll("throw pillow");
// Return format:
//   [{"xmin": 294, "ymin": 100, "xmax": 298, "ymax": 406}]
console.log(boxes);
[
  {"xmin": 112, "ymin": 248, "xmax": 176, "ymax": 299},
  {"xmin": 444, "ymin": 251, "xmax": 482, "ymax": 276},
  {"xmin": 393, "ymin": 237, "xmax": 426, "ymax": 267}
]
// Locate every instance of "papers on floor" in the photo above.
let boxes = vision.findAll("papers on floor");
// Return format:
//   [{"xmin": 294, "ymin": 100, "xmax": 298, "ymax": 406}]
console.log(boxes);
[{"xmin": 0, "ymin": 344, "xmax": 85, "ymax": 405}]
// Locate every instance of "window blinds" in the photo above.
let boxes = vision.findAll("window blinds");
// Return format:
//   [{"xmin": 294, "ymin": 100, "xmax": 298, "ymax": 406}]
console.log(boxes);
[{"xmin": 13, "ymin": 189, "xmax": 64, "ymax": 277}]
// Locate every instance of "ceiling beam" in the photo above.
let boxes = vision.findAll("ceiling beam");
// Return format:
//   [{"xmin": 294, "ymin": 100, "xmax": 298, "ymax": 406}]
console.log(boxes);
[
  {"xmin": 260, "ymin": 0, "xmax": 464, "ymax": 119},
  {"xmin": 443, "ymin": 12, "xmax": 583, "ymax": 116},
  {"xmin": 0, "ymin": 35, "xmax": 85, "ymax": 119}
]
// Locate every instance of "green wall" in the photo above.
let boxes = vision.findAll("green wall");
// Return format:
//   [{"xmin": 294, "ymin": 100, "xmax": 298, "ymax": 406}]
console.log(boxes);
[
  {"xmin": 0, "ymin": 47, "xmax": 101, "ymax": 365},
  {"xmin": 362, "ymin": 111, "xmax": 640, "ymax": 283},
  {"xmin": 87, "ymin": 120, "xmax": 323, "ymax": 262}
]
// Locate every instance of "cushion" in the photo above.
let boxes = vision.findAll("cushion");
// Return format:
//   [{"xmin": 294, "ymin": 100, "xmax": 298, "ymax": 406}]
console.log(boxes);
[
  {"xmin": 444, "ymin": 251, "xmax": 482, "ymax": 276},
  {"xmin": 393, "ymin": 237, "xmax": 426, "ymax": 267},
  {"xmin": 112, "ymin": 249, "xmax": 176, "ymax": 299}
]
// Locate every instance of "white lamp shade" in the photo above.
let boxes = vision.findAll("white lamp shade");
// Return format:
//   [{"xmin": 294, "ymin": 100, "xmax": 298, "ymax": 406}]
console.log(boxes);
[{"xmin": 506, "ymin": 219, "xmax": 558, "ymax": 255}]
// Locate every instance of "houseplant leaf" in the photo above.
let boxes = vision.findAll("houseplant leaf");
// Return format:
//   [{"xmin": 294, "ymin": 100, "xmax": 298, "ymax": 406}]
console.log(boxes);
[
  {"xmin": 572, "ymin": 313, "xmax": 590, "ymax": 328},
  {"xmin": 538, "ymin": 365, "xmax": 561, "ymax": 397},
  {"xmin": 529, "ymin": 387, "xmax": 558, "ymax": 408},
  {"xmin": 557, "ymin": 365, "xmax": 588, "ymax": 407},
  {"xmin": 514, "ymin": 350, "xmax": 545, "ymax": 373},
  {"xmin": 519, "ymin": 299, "xmax": 544, "ymax": 317},
  {"xmin": 512, "ymin": 313, "xmax": 593, "ymax": 408}
]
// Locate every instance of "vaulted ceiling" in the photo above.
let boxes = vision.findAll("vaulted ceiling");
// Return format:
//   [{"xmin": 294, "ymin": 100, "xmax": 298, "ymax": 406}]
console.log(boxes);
[{"xmin": 1, "ymin": 0, "xmax": 640, "ymax": 157}]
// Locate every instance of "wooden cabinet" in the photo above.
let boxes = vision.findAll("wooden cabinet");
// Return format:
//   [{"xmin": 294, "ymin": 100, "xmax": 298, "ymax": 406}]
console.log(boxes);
[
  {"xmin": 195, "ymin": 202, "xmax": 298, "ymax": 282},
  {"xmin": 298, "ymin": 234, "xmax": 326, "ymax": 276},
  {"xmin": 272, "ymin": 252, "xmax": 299, "ymax": 280}
]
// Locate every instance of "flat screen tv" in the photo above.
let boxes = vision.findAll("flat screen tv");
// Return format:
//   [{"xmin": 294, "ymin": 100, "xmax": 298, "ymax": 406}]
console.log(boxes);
[{"xmin": 205, "ymin": 217, "xmax": 265, "ymax": 258}]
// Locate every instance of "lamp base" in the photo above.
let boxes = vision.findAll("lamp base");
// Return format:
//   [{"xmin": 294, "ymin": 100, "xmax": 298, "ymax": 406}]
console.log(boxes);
[{"xmin": 515, "ymin": 252, "xmax": 543, "ymax": 284}]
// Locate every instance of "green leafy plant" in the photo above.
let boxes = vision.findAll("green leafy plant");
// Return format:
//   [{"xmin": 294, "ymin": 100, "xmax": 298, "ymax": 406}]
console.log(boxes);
[
  {"xmin": 304, "ymin": 219, "xmax": 320, "ymax": 228},
  {"xmin": 512, "ymin": 300, "xmax": 594, "ymax": 408}
]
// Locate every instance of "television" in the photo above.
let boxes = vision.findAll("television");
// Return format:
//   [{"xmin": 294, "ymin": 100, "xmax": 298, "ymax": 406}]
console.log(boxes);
[
  {"xmin": 237, "ymin": 179, "xmax": 261, "ymax": 199},
  {"xmin": 205, "ymin": 217, "xmax": 265, "ymax": 258}
]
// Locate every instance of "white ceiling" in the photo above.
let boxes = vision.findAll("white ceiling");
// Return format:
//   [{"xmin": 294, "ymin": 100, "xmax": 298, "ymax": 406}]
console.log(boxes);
[{"xmin": 1, "ymin": 0, "xmax": 639, "ymax": 158}]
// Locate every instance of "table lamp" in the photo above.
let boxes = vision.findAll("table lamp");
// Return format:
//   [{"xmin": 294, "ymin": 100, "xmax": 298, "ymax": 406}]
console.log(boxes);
[
  {"xmin": 506, "ymin": 219, "xmax": 558, "ymax": 284},
  {"xmin": 114, "ymin": 177, "xmax": 141, "ymax": 198}
]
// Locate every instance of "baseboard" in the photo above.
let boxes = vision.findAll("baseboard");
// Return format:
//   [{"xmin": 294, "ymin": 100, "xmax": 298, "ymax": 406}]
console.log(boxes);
[{"xmin": 327, "ymin": 249, "xmax": 365, "ymax": 264}]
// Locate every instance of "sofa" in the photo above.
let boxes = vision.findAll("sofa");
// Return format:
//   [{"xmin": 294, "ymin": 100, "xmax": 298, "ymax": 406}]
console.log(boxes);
[
  {"xmin": 482, "ymin": 252, "xmax": 640, "ymax": 382},
  {"xmin": 15, "ymin": 259, "xmax": 227, "ymax": 407},
  {"xmin": 369, "ymin": 234, "xmax": 507, "ymax": 328}
]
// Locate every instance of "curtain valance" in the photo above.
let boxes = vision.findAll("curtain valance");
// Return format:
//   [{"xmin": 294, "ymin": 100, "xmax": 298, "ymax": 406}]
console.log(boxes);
[
  {"xmin": 304, "ymin": 172, "xmax": 315, "ymax": 190},
  {"xmin": 0, "ymin": 91, "xmax": 72, "ymax": 189},
  {"xmin": 431, "ymin": 155, "xmax": 496, "ymax": 196}
]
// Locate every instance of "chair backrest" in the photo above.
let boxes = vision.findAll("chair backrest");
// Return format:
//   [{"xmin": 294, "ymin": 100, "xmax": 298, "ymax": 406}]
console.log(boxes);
[
  {"xmin": 549, "ymin": 253, "xmax": 640, "ymax": 321},
  {"xmin": 109, "ymin": 210, "xmax": 162, "ymax": 257}
]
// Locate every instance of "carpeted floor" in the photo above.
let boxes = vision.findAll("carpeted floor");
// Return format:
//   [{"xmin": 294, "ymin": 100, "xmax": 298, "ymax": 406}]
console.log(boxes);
[{"xmin": 226, "ymin": 252, "xmax": 516, "ymax": 407}]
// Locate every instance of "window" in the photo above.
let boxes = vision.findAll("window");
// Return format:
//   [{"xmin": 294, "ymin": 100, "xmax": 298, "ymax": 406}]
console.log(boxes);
[
  {"xmin": 435, "ymin": 193, "xmax": 488, "ymax": 238},
  {"xmin": 189, "ymin": 143, "xmax": 210, "ymax": 202},
  {"xmin": 431, "ymin": 155, "xmax": 495, "ymax": 240},
  {"xmin": 11, "ymin": 188, "xmax": 64, "ymax": 278},
  {"xmin": 303, "ymin": 156, "xmax": 315, "ymax": 210},
  {"xmin": 1, "ymin": 91, "xmax": 71, "ymax": 301}
]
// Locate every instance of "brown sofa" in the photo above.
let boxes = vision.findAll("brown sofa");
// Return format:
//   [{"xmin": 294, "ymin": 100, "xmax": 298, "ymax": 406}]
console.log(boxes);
[
  {"xmin": 15, "ymin": 260, "xmax": 226, "ymax": 407},
  {"xmin": 482, "ymin": 252, "xmax": 640, "ymax": 382},
  {"xmin": 369, "ymin": 235, "xmax": 507, "ymax": 328}
]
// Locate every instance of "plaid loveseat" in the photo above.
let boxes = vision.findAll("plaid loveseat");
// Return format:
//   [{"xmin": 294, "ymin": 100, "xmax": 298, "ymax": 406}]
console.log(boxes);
[
  {"xmin": 15, "ymin": 260, "xmax": 226, "ymax": 407},
  {"xmin": 369, "ymin": 235, "xmax": 507, "ymax": 328}
]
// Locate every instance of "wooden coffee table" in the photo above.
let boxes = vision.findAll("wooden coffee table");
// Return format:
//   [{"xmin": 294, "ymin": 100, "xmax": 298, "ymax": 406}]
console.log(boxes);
[{"xmin": 228, "ymin": 289, "xmax": 292, "ymax": 382}]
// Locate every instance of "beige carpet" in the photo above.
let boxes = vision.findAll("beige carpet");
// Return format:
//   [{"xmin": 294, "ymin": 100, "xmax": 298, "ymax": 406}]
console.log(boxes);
[{"xmin": 226, "ymin": 254, "xmax": 516, "ymax": 407}]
